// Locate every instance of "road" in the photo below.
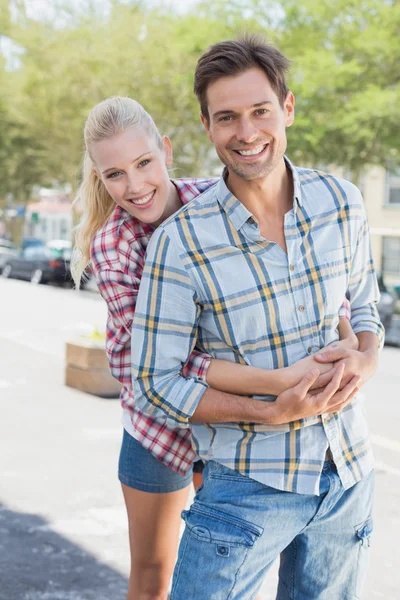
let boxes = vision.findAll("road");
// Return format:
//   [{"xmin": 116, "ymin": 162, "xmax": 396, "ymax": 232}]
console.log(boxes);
[{"xmin": 0, "ymin": 278, "xmax": 399, "ymax": 600}]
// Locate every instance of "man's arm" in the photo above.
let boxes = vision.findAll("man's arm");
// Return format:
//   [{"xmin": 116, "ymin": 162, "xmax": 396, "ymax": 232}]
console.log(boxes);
[
  {"xmin": 347, "ymin": 188, "xmax": 384, "ymax": 345},
  {"xmin": 315, "ymin": 186, "xmax": 383, "ymax": 381},
  {"xmin": 131, "ymin": 227, "xmax": 359, "ymax": 427}
]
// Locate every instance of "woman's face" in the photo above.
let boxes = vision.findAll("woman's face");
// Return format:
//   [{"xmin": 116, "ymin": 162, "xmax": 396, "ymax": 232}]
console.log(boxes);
[{"xmin": 91, "ymin": 126, "xmax": 173, "ymax": 224}]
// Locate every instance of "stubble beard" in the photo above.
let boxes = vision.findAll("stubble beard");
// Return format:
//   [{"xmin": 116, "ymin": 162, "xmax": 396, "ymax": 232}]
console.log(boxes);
[{"xmin": 218, "ymin": 141, "xmax": 284, "ymax": 182}]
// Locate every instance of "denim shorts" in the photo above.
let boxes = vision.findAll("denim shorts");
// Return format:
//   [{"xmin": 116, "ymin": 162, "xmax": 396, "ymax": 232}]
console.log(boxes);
[{"xmin": 118, "ymin": 428, "xmax": 203, "ymax": 493}]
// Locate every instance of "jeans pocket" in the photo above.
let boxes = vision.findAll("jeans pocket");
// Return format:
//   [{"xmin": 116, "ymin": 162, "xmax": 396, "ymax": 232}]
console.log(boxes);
[
  {"xmin": 354, "ymin": 515, "xmax": 373, "ymax": 599},
  {"xmin": 207, "ymin": 461, "xmax": 255, "ymax": 484},
  {"xmin": 182, "ymin": 504, "xmax": 263, "ymax": 550}
]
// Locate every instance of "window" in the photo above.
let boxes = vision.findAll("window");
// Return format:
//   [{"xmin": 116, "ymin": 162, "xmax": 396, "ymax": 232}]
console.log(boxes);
[
  {"xmin": 382, "ymin": 237, "xmax": 400, "ymax": 275},
  {"xmin": 386, "ymin": 169, "xmax": 400, "ymax": 205},
  {"xmin": 60, "ymin": 218, "xmax": 69, "ymax": 240}
]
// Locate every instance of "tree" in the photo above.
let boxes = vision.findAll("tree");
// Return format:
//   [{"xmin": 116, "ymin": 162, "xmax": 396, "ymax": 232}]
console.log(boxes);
[{"xmin": 0, "ymin": 0, "xmax": 399, "ymax": 201}]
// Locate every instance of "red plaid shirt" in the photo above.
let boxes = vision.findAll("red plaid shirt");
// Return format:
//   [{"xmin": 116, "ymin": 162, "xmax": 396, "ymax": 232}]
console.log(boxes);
[{"xmin": 91, "ymin": 178, "xmax": 217, "ymax": 475}]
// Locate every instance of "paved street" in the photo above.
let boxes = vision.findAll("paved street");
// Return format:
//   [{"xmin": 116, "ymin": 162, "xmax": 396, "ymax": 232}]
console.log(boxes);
[{"xmin": 0, "ymin": 278, "xmax": 399, "ymax": 600}]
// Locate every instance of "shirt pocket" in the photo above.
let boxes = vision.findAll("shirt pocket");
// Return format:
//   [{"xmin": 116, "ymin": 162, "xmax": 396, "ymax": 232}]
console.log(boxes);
[{"xmin": 317, "ymin": 246, "xmax": 350, "ymax": 316}]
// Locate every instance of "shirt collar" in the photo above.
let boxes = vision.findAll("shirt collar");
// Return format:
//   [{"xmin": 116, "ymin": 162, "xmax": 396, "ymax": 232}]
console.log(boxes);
[{"xmin": 215, "ymin": 156, "xmax": 303, "ymax": 231}]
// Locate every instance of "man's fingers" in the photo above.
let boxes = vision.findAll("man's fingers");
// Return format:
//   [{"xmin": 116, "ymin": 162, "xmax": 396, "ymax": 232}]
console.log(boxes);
[
  {"xmin": 314, "ymin": 348, "xmax": 348, "ymax": 363},
  {"xmin": 315, "ymin": 362, "xmax": 345, "ymax": 401},
  {"xmin": 295, "ymin": 369, "xmax": 320, "ymax": 395},
  {"xmin": 326, "ymin": 375, "xmax": 361, "ymax": 410},
  {"xmin": 327, "ymin": 385, "xmax": 360, "ymax": 413},
  {"xmin": 311, "ymin": 368, "xmax": 336, "ymax": 390}
]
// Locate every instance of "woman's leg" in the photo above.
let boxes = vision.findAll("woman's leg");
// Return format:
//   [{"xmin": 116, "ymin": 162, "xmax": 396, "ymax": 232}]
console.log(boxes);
[
  {"xmin": 192, "ymin": 459, "xmax": 204, "ymax": 491},
  {"xmin": 122, "ymin": 484, "xmax": 190, "ymax": 600},
  {"xmin": 118, "ymin": 429, "xmax": 193, "ymax": 600}
]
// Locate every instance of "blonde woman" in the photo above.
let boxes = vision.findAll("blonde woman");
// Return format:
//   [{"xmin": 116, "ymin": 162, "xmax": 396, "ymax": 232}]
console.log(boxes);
[{"xmin": 72, "ymin": 96, "xmax": 357, "ymax": 600}]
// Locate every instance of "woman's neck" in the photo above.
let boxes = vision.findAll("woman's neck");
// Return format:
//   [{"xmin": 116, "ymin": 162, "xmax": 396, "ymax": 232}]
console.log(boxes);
[{"xmin": 152, "ymin": 180, "xmax": 182, "ymax": 227}]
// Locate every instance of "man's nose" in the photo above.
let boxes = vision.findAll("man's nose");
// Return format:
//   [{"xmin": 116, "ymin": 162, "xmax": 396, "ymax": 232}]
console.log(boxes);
[{"xmin": 236, "ymin": 118, "xmax": 258, "ymax": 144}]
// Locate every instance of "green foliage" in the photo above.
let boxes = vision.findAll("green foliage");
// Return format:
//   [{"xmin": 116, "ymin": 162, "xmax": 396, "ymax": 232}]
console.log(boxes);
[{"xmin": 0, "ymin": 0, "xmax": 399, "ymax": 201}]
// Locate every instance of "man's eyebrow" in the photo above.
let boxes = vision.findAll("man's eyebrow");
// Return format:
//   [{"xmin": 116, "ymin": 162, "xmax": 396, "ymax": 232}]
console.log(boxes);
[
  {"xmin": 212, "ymin": 100, "xmax": 274, "ymax": 120},
  {"xmin": 101, "ymin": 152, "xmax": 151, "ymax": 174}
]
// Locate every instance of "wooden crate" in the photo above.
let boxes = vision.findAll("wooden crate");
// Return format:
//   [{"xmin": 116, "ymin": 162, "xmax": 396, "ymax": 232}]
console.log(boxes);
[{"xmin": 65, "ymin": 341, "xmax": 121, "ymax": 398}]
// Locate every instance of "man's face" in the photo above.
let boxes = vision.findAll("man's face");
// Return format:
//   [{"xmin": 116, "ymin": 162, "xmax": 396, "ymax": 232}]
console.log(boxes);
[{"xmin": 201, "ymin": 68, "xmax": 295, "ymax": 181}]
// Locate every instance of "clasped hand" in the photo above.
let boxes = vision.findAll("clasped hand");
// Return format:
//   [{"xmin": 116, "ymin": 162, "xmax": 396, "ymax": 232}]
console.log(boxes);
[{"xmin": 268, "ymin": 338, "xmax": 371, "ymax": 425}]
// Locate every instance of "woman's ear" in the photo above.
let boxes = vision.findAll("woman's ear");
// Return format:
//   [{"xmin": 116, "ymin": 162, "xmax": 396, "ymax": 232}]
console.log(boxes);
[
  {"xmin": 92, "ymin": 166, "xmax": 100, "ymax": 179},
  {"xmin": 162, "ymin": 136, "xmax": 173, "ymax": 167}
]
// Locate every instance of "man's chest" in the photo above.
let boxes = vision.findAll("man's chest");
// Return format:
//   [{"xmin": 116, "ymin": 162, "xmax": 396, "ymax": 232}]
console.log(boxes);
[{"xmin": 187, "ymin": 212, "xmax": 352, "ymax": 362}]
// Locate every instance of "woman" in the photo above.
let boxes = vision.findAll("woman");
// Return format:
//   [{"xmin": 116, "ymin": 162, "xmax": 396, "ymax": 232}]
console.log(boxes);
[{"xmin": 72, "ymin": 96, "xmax": 357, "ymax": 600}]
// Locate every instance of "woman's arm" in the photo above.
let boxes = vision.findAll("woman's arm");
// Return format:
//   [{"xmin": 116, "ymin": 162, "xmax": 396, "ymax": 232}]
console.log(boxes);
[{"xmin": 204, "ymin": 298, "xmax": 358, "ymax": 396}]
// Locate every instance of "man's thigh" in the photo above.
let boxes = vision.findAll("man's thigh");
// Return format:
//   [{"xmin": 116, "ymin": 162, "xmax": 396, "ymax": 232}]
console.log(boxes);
[
  {"xmin": 277, "ymin": 467, "xmax": 375, "ymax": 600},
  {"xmin": 170, "ymin": 461, "xmax": 320, "ymax": 600}
]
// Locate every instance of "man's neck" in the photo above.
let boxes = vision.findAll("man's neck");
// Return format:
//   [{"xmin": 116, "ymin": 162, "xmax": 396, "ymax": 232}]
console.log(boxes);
[{"xmin": 225, "ymin": 158, "xmax": 294, "ymax": 223}]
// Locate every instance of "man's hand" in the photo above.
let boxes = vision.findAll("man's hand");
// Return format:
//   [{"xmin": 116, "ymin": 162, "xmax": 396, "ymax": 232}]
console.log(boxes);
[
  {"xmin": 284, "ymin": 337, "xmax": 360, "ymax": 392},
  {"xmin": 314, "ymin": 345, "xmax": 379, "ymax": 389},
  {"xmin": 268, "ymin": 363, "xmax": 361, "ymax": 425}
]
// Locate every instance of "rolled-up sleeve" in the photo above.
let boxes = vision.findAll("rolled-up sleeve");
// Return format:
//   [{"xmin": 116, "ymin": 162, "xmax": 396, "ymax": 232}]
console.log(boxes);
[
  {"xmin": 348, "ymin": 192, "xmax": 385, "ymax": 347},
  {"xmin": 131, "ymin": 227, "xmax": 207, "ymax": 428}
]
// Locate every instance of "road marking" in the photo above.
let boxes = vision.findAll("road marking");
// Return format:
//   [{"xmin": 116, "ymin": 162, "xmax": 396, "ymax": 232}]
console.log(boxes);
[{"xmin": 371, "ymin": 433, "xmax": 400, "ymax": 453}]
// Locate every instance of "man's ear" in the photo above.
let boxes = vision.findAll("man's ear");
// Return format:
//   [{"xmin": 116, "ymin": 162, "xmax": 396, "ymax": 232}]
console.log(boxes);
[
  {"xmin": 162, "ymin": 135, "xmax": 173, "ymax": 166},
  {"xmin": 200, "ymin": 112, "xmax": 214, "ymax": 143},
  {"xmin": 285, "ymin": 91, "xmax": 295, "ymax": 128}
]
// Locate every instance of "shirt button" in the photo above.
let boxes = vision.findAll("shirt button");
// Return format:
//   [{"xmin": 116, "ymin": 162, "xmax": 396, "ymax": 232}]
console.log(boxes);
[
  {"xmin": 307, "ymin": 346, "xmax": 312, "ymax": 354},
  {"xmin": 289, "ymin": 265, "xmax": 295, "ymax": 271},
  {"xmin": 248, "ymin": 217, "xmax": 255, "ymax": 225},
  {"xmin": 299, "ymin": 305, "xmax": 305, "ymax": 312}
]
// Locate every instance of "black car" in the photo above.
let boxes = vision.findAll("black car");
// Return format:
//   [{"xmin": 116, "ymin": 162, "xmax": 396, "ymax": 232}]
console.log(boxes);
[
  {"xmin": 376, "ymin": 274, "xmax": 396, "ymax": 332},
  {"xmin": 1, "ymin": 245, "xmax": 73, "ymax": 285}
]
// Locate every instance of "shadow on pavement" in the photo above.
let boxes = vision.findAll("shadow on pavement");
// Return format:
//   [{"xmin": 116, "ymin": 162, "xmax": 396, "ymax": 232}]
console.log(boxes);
[{"xmin": 0, "ymin": 503, "xmax": 128, "ymax": 600}]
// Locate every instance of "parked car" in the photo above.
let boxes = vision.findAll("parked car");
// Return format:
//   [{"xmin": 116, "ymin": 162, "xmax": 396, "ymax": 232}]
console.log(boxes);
[
  {"xmin": 20, "ymin": 236, "xmax": 45, "ymax": 251},
  {"xmin": 1, "ymin": 245, "xmax": 73, "ymax": 285},
  {"xmin": 377, "ymin": 274, "xmax": 396, "ymax": 332},
  {"xmin": 0, "ymin": 238, "xmax": 19, "ymax": 270}
]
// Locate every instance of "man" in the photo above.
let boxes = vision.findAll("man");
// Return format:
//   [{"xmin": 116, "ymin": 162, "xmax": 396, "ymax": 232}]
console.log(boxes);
[{"xmin": 131, "ymin": 36, "xmax": 383, "ymax": 599}]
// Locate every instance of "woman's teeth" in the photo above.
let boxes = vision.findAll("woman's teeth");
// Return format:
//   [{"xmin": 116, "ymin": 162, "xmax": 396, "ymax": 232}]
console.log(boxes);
[
  {"xmin": 131, "ymin": 191, "xmax": 155, "ymax": 205},
  {"xmin": 237, "ymin": 144, "xmax": 267, "ymax": 156}
]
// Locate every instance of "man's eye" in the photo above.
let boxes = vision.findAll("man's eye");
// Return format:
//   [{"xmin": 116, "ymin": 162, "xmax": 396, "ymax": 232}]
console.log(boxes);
[
  {"xmin": 107, "ymin": 171, "xmax": 123, "ymax": 179},
  {"xmin": 138, "ymin": 159, "xmax": 150, "ymax": 167},
  {"xmin": 256, "ymin": 109, "xmax": 269, "ymax": 115},
  {"xmin": 219, "ymin": 115, "xmax": 232, "ymax": 122}
]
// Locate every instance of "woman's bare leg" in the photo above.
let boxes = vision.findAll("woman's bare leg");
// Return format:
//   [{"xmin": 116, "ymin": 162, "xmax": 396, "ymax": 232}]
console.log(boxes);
[
  {"xmin": 192, "ymin": 471, "xmax": 203, "ymax": 491},
  {"xmin": 122, "ymin": 483, "xmax": 190, "ymax": 600}
]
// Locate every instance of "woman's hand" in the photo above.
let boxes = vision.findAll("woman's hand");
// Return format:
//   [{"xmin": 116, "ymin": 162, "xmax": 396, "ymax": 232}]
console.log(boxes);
[
  {"xmin": 269, "ymin": 363, "xmax": 360, "ymax": 425},
  {"xmin": 283, "ymin": 333, "xmax": 360, "ymax": 394}
]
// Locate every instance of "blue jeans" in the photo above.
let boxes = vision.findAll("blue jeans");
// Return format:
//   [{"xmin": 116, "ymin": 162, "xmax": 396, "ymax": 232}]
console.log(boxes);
[{"xmin": 171, "ymin": 460, "xmax": 374, "ymax": 599}]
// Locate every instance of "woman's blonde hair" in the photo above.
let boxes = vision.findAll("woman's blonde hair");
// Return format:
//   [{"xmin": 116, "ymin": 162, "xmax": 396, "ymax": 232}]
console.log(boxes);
[{"xmin": 71, "ymin": 96, "xmax": 163, "ymax": 287}]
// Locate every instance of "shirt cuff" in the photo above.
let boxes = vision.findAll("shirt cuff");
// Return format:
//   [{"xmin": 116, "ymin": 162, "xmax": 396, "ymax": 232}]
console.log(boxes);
[{"xmin": 338, "ymin": 298, "xmax": 351, "ymax": 320}]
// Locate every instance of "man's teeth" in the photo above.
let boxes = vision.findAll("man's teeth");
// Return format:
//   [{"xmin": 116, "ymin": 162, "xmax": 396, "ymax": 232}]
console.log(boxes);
[
  {"xmin": 131, "ymin": 191, "xmax": 154, "ymax": 205},
  {"xmin": 237, "ymin": 144, "xmax": 266, "ymax": 156}
]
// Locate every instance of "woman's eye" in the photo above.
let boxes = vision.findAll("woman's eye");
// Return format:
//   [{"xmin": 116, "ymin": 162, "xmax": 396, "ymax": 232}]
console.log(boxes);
[
  {"xmin": 138, "ymin": 159, "xmax": 150, "ymax": 168},
  {"xmin": 106, "ymin": 171, "xmax": 123, "ymax": 179}
]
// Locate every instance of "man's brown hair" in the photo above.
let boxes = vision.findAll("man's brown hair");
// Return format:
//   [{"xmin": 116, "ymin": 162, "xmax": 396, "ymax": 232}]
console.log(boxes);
[{"xmin": 194, "ymin": 34, "xmax": 291, "ymax": 121}]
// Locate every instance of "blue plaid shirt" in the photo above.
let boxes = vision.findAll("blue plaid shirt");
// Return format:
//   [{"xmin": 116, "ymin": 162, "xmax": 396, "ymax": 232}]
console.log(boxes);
[{"xmin": 131, "ymin": 159, "xmax": 383, "ymax": 495}]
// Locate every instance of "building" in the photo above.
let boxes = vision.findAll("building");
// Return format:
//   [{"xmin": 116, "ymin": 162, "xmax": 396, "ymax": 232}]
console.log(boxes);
[
  {"xmin": 24, "ymin": 189, "xmax": 73, "ymax": 244},
  {"xmin": 362, "ymin": 166, "xmax": 400, "ymax": 286}
]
